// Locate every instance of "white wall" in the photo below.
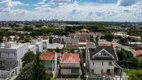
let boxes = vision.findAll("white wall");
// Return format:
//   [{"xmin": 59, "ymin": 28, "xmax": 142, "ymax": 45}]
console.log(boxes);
[
  {"xmin": 61, "ymin": 69, "xmax": 71, "ymax": 75},
  {"xmin": 90, "ymin": 60, "xmax": 114, "ymax": 74}
]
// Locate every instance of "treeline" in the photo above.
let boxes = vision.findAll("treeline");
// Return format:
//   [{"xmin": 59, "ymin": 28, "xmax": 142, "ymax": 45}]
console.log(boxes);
[
  {"xmin": 127, "ymin": 30, "xmax": 142, "ymax": 37},
  {"xmin": 31, "ymin": 28, "xmax": 65, "ymax": 36}
]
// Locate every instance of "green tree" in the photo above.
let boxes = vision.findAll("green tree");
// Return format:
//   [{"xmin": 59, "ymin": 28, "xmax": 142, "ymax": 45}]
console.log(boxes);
[
  {"xmin": 100, "ymin": 34, "xmax": 114, "ymax": 42},
  {"xmin": 118, "ymin": 37, "xmax": 128, "ymax": 45},
  {"xmin": 95, "ymin": 36, "xmax": 99, "ymax": 45},
  {"xmin": 15, "ymin": 62, "xmax": 34, "ymax": 80},
  {"xmin": 55, "ymin": 47, "xmax": 60, "ymax": 53},
  {"xmin": 15, "ymin": 53, "xmax": 47, "ymax": 80},
  {"xmin": 125, "ymin": 69, "xmax": 142, "ymax": 80},
  {"xmin": 32, "ymin": 53, "xmax": 47, "ymax": 80},
  {"xmin": 22, "ymin": 51, "xmax": 35, "ymax": 67},
  {"xmin": 138, "ymin": 60, "xmax": 142, "ymax": 68},
  {"xmin": 89, "ymin": 35, "xmax": 94, "ymax": 42}
]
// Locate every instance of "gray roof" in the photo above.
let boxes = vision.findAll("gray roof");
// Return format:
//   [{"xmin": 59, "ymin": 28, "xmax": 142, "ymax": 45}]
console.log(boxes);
[
  {"xmin": 47, "ymin": 43, "xmax": 64, "ymax": 49},
  {"xmin": 89, "ymin": 45, "xmax": 118, "ymax": 61},
  {"xmin": 53, "ymin": 37, "xmax": 79, "ymax": 45}
]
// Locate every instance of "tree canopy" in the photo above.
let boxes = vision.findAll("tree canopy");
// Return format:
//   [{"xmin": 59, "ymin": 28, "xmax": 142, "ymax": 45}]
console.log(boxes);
[
  {"xmin": 22, "ymin": 51, "xmax": 35, "ymax": 67},
  {"xmin": 15, "ymin": 53, "xmax": 47, "ymax": 80}
]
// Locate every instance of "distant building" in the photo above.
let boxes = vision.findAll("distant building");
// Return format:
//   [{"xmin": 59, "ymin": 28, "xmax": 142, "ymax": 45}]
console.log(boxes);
[
  {"xmin": 98, "ymin": 41, "xmax": 119, "ymax": 48},
  {"xmin": 112, "ymin": 32, "xmax": 128, "ymax": 37},
  {"xmin": 52, "ymin": 36, "xmax": 79, "ymax": 45},
  {"xmin": 133, "ymin": 50, "xmax": 142, "ymax": 56},
  {"xmin": 65, "ymin": 44, "xmax": 79, "ymax": 53},
  {"xmin": 128, "ymin": 42, "xmax": 142, "ymax": 47},
  {"xmin": 68, "ymin": 28, "xmax": 95, "ymax": 49},
  {"xmin": 128, "ymin": 36, "xmax": 141, "ymax": 40},
  {"xmin": 47, "ymin": 43, "xmax": 64, "ymax": 51}
]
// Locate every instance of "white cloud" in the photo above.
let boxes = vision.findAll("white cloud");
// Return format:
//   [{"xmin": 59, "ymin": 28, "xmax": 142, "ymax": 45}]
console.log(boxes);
[
  {"xmin": 117, "ymin": 0, "xmax": 140, "ymax": 6},
  {"xmin": 52, "ymin": 0, "xmax": 71, "ymax": 3},
  {"xmin": 37, "ymin": 0, "xmax": 47, "ymax": 5},
  {"xmin": 0, "ymin": 0, "xmax": 142, "ymax": 22},
  {"xmin": 0, "ymin": 0, "xmax": 28, "ymax": 12}
]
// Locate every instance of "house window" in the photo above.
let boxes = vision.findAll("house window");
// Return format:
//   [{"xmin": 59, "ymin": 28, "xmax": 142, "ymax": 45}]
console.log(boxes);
[
  {"xmin": 101, "ymin": 51, "xmax": 109, "ymax": 56},
  {"xmin": 92, "ymin": 69, "xmax": 94, "ymax": 73},
  {"xmin": 71, "ymin": 69, "xmax": 79, "ymax": 73},
  {"xmin": 93, "ymin": 62, "xmax": 94, "ymax": 65},
  {"xmin": 102, "ymin": 62, "xmax": 104, "ymax": 66},
  {"xmin": 109, "ymin": 61, "xmax": 113, "ymax": 66},
  {"xmin": 101, "ymin": 69, "xmax": 103, "ymax": 73}
]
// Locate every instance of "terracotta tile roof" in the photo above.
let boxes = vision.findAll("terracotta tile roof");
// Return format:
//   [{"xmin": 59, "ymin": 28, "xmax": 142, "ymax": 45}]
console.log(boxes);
[
  {"xmin": 65, "ymin": 44, "xmax": 79, "ymax": 49},
  {"xmin": 134, "ymin": 50, "xmax": 142, "ymax": 55},
  {"xmin": 99, "ymin": 41, "xmax": 118, "ymax": 47},
  {"xmin": 40, "ymin": 52, "xmax": 60, "ymax": 61},
  {"xmin": 61, "ymin": 53, "xmax": 80, "ymax": 63}
]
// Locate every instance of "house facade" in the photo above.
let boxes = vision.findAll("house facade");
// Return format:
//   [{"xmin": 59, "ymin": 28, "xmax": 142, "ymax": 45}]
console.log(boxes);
[
  {"xmin": 40, "ymin": 52, "xmax": 60, "ymax": 72},
  {"xmin": 0, "ymin": 38, "xmax": 49, "ymax": 78},
  {"xmin": 60, "ymin": 53, "xmax": 82, "ymax": 78},
  {"xmin": 86, "ymin": 44, "xmax": 123, "ymax": 77},
  {"xmin": 0, "ymin": 42, "xmax": 29, "ymax": 78}
]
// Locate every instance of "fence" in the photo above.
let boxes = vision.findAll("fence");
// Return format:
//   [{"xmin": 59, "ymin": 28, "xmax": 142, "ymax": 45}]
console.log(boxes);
[{"xmin": 0, "ymin": 68, "xmax": 16, "ymax": 78}]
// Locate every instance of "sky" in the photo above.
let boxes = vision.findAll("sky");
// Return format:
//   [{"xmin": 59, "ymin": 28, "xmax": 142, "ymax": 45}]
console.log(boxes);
[{"xmin": 0, "ymin": 0, "xmax": 142, "ymax": 22}]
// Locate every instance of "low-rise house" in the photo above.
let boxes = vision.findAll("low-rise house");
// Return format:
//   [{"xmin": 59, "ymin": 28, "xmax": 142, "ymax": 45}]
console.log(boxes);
[
  {"xmin": 128, "ymin": 36, "xmax": 141, "ymax": 40},
  {"xmin": 133, "ymin": 50, "xmax": 142, "ymax": 56},
  {"xmin": 128, "ymin": 42, "xmax": 142, "ymax": 47},
  {"xmin": 67, "ymin": 28, "xmax": 95, "ymax": 49},
  {"xmin": 86, "ymin": 44, "xmax": 127, "ymax": 79},
  {"xmin": 98, "ymin": 41, "xmax": 119, "ymax": 48},
  {"xmin": 53, "ymin": 36, "xmax": 79, "ymax": 45},
  {"xmin": 112, "ymin": 32, "xmax": 128, "ymax": 37},
  {"xmin": 40, "ymin": 52, "xmax": 60, "ymax": 72},
  {"xmin": 65, "ymin": 44, "xmax": 79, "ymax": 53},
  {"xmin": 60, "ymin": 53, "xmax": 82, "ymax": 78},
  {"xmin": 31, "ymin": 38, "xmax": 49, "ymax": 52},
  {"xmin": 47, "ymin": 43, "xmax": 64, "ymax": 51}
]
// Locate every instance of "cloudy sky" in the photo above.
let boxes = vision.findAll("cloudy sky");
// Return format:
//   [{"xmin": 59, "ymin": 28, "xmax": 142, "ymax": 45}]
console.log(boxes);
[{"xmin": 0, "ymin": 0, "xmax": 142, "ymax": 22}]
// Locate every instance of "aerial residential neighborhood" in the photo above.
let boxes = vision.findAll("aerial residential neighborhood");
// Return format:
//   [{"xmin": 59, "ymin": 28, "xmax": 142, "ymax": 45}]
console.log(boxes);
[
  {"xmin": 0, "ymin": 23, "xmax": 142, "ymax": 80},
  {"xmin": 0, "ymin": 0, "xmax": 142, "ymax": 80}
]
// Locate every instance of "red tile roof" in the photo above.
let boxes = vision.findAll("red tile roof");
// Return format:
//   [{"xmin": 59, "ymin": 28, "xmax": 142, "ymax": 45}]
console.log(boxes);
[
  {"xmin": 61, "ymin": 53, "xmax": 80, "ymax": 63},
  {"xmin": 134, "ymin": 50, "xmax": 142, "ymax": 55},
  {"xmin": 65, "ymin": 44, "xmax": 79, "ymax": 49},
  {"xmin": 40, "ymin": 52, "xmax": 60, "ymax": 61},
  {"xmin": 99, "ymin": 41, "xmax": 118, "ymax": 47}
]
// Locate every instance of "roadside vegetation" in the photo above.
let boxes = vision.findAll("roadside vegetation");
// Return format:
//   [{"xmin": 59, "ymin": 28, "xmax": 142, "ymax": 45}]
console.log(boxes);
[{"xmin": 116, "ymin": 48, "xmax": 142, "ymax": 80}]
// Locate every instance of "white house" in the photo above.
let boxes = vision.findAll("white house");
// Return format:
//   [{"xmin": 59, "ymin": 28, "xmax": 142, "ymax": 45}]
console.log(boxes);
[
  {"xmin": 0, "ymin": 42, "xmax": 29, "ymax": 78},
  {"xmin": 86, "ymin": 44, "xmax": 127, "ymax": 78},
  {"xmin": 31, "ymin": 38, "xmax": 49, "ymax": 52},
  {"xmin": 47, "ymin": 43, "xmax": 64, "ymax": 51},
  {"xmin": 0, "ymin": 38, "xmax": 49, "ymax": 78}
]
